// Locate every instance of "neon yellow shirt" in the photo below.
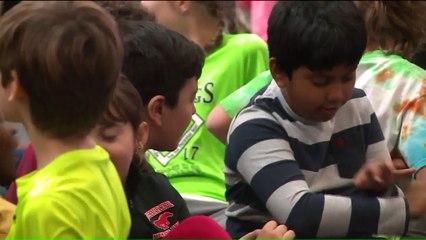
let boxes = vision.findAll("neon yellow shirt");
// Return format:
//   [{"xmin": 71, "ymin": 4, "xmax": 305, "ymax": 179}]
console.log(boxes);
[{"xmin": 7, "ymin": 145, "xmax": 130, "ymax": 238}]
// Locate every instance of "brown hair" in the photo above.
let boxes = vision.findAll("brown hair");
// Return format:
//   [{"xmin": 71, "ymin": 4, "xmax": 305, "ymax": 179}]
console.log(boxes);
[
  {"xmin": 94, "ymin": 1, "xmax": 154, "ymax": 21},
  {"xmin": 194, "ymin": 1, "xmax": 237, "ymax": 53},
  {"xmin": 98, "ymin": 74, "xmax": 143, "ymax": 134},
  {"xmin": 0, "ymin": 1, "xmax": 123, "ymax": 138},
  {"xmin": 98, "ymin": 74, "xmax": 152, "ymax": 173},
  {"xmin": 355, "ymin": 1, "xmax": 426, "ymax": 59}
]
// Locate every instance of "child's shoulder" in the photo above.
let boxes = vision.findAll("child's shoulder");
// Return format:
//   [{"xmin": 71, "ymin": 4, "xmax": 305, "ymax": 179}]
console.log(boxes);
[
  {"xmin": 351, "ymin": 87, "xmax": 367, "ymax": 99},
  {"xmin": 360, "ymin": 50, "xmax": 426, "ymax": 82}
]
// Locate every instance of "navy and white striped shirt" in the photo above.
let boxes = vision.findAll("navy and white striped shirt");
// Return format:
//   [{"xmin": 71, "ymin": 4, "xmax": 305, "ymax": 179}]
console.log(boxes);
[{"xmin": 224, "ymin": 81, "xmax": 408, "ymax": 238}]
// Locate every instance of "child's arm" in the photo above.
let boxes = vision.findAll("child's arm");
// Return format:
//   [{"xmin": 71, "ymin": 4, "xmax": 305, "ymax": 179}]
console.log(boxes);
[
  {"xmin": 207, "ymin": 71, "xmax": 272, "ymax": 143},
  {"xmin": 397, "ymin": 94, "xmax": 426, "ymax": 180}
]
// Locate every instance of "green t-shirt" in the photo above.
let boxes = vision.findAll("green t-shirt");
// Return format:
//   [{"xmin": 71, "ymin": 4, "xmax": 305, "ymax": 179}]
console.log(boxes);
[
  {"xmin": 221, "ymin": 70, "xmax": 272, "ymax": 118},
  {"xmin": 147, "ymin": 33, "xmax": 269, "ymax": 201},
  {"xmin": 7, "ymin": 145, "xmax": 130, "ymax": 238}
]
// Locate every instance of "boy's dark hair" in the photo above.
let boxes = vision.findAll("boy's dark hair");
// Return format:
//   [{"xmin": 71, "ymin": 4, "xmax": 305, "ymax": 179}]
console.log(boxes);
[
  {"xmin": 0, "ymin": 1, "xmax": 20, "ymax": 15},
  {"xmin": 0, "ymin": 1, "xmax": 123, "ymax": 138},
  {"xmin": 194, "ymin": 1, "xmax": 237, "ymax": 53},
  {"xmin": 267, "ymin": 1, "xmax": 367, "ymax": 78},
  {"xmin": 118, "ymin": 20, "xmax": 204, "ymax": 107},
  {"xmin": 94, "ymin": 1, "xmax": 154, "ymax": 21}
]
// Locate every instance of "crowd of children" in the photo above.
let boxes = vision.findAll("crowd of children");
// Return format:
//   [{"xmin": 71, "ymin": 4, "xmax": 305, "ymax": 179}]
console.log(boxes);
[{"xmin": 0, "ymin": 0, "xmax": 426, "ymax": 239}]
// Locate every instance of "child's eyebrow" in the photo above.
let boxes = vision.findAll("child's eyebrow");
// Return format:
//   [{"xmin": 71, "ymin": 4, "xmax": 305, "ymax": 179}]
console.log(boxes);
[{"xmin": 313, "ymin": 66, "xmax": 358, "ymax": 77}]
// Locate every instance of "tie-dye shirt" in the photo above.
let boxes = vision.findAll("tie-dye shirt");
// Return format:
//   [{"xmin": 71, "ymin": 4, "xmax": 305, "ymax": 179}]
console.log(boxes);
[{"xmin": 356, "ymin": 50, "xmax": 426, "ymax": 173}]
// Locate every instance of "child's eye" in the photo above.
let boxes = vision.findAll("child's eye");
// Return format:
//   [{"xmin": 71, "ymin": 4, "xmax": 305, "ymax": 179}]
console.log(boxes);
[
  {"xmin": 311, "ymin": 77, "xmax": 329, "ymax": 86},
  {"xmin": 100, "ymin": 128, "xmax": 118, "ymax": 142},
  {"xmin": 101, "ymin": 134, "xmax": 116, "ymax": 142}
]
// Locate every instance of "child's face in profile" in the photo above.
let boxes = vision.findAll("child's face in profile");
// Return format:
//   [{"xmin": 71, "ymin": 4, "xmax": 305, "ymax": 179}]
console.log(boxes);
[
  {"xmin": 158, "ymin": 77, "xmax": 197, "ymax": 151},
  {"xmin": 275, "ymin": 64, "xmax": 357, "ymax": 122},
  {"xmin": 91, "ymin": 121, "xmax": 135, "ymax": 183}
]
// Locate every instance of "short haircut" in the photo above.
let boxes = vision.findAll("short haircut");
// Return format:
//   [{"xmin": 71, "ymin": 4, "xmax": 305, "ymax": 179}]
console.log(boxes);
[
  {"xmin": 267, "ymin": 1, "xmax": 367, "ymax": 78},
  {"xmin": 118, "ymin": 20, "xmax": 204, "ymax": 107},
  {"xmin": 94, "ymin": 1, "xmax": 154, "ymax": 21},
  {"xmin": 0, "ymin": 1, "xmax": 123, "ymax": 138},
  {"xmin": 355, "ymin": 1, "xmax": 426, "ymax": 59}
]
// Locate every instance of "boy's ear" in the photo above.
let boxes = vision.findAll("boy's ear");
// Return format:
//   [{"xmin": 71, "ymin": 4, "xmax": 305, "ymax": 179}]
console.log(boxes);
[
  {"xmin": 176, "ymin": 1, "xmax": 191, "ymax": 13},
  {"xmin": 170, "ymin": 1, "xmax": 190, "ymax": 13},
  {"xmin": 146, "ymin": 95, "xmax": 166, "ymax": 126},
  {"xmin": 136, "ymin": 121, "xmax": 149, "ymax": 148},
  {"xmin": 270, "ymin": 58, "xmax": 290, "ymax": 89},
  {"xmin": 7, "ymin": 70, "xmax": 27, "ymax": 101}
]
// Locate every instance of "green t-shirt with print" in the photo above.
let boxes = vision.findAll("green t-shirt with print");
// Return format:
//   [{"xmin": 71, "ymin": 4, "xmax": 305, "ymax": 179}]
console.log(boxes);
[{"xmin": 147, "ymin": 33, "xmax": 269, "ymax": 201}]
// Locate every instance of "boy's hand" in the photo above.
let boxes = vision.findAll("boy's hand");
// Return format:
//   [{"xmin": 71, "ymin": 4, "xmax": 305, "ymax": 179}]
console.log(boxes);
[
  {"xmin": 353, "ymin": 160, "xmax": 415, "ymax": 191},
  {"xmin": 241, "ymin": 220, "xmax": 295, "ymax": 239}
]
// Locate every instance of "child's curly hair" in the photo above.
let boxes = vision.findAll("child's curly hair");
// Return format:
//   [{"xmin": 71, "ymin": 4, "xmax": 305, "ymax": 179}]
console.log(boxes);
[{"xmin": 355, "ymin": 1, "xmax": 426, "ymax": 59}]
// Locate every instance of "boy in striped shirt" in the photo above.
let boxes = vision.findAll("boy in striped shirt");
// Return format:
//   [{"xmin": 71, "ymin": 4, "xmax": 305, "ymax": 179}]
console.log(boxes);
[{"xmin": 225, "ymin": 1, "xmax": 426, "ymax": 238}]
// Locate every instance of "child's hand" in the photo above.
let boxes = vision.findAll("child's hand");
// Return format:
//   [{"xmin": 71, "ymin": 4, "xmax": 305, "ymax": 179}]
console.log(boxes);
[
  {"xmin": 353, "ymin": 160, "xmax": 415, "ymax": 191},
  {"xmin": 240, "ymin": 220, "xmax": 295, "ymax": 239}
]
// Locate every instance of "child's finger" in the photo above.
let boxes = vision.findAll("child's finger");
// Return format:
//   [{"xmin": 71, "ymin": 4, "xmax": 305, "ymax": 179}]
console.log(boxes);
[
  {"xmin": 392, "ymin": 168, "xmax": 416, "ymax": 176},
  {"xmin": 275, "ymin": 224, "xmax": 288, "ymax": 235},
  {"xmin": 283, "ymin": 230, "xmax": 296, "ymax": 239},
  {"xmin": 262, "ymin": 220, "xmax": 278, "ymax": 230}
]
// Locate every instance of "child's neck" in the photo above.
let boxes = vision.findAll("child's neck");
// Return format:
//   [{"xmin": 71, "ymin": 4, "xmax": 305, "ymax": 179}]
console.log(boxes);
[
  {"xmin": 24, "ymin": 121, "xmax": 95, "ymax": 169},
  {"xmin": 365, "ymin": 40, "xmax": 388, "ymax": 53}
]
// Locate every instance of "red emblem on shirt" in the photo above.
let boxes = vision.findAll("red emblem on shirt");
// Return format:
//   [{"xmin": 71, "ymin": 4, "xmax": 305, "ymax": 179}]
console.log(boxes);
[
  {"xmin": 336, "ymin": 137, "xmax": 345, "ymax": 147},
  {"xmin": 153, "ymin": 212, "xmax": 174, "ymax": 230}
]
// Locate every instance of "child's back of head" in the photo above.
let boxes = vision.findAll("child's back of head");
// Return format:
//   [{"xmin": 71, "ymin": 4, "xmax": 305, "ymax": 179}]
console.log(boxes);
[
  {"xmin": 0, "ymin": 1, "xmax": 123, "ymax": 138},
  {"xmin": 267, "ymin": 1, "xmax": 367, "ymax": 77},
  {"xmin": 94, "ymin": 1, "xmax": 155, "ymax": 22},
  {"xmin": 355, "ymin": 1, "xmax": 426, "ymax": 59}
]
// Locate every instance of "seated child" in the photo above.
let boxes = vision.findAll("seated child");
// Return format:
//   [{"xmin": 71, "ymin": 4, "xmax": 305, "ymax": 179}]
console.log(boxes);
[
  {"xmin": 225, "ymin": 1, "xmax": 426, "ymax": 238},
  {"xmin": 91, "ymin": 75, "xmax": 190, "ymax": 239},
  {"xmin": 0, "ymin": 1, "xmax": 129, "ymax": 238}
]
